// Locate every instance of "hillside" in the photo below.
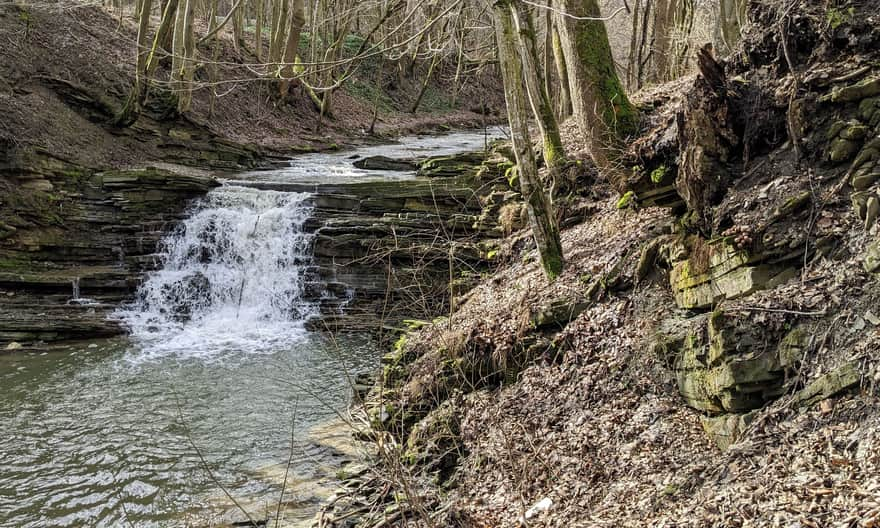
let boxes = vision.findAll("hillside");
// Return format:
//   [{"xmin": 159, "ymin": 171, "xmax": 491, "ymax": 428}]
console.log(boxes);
[
  {"xmin": 333, "ymin": 1, "xmax": 880, "ymax": 526},
  {"xmin": 0, "ymin": 3, "xmax": 502, "ymax": 170}
]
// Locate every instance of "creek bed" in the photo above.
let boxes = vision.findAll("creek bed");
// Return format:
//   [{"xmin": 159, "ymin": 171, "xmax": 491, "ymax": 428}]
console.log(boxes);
[{"xmin": 0, "ymin": 128, "xmax": 505, "ymax": 527}]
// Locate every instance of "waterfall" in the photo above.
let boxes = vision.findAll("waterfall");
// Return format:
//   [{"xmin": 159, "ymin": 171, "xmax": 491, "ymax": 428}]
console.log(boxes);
[
  {"xmin": 116, "ymin": 186, "xmax": 316, "ymax": 356},
  {"xmin": 68, "ymin": 277, "xmax": 98, "ymax": 305}
]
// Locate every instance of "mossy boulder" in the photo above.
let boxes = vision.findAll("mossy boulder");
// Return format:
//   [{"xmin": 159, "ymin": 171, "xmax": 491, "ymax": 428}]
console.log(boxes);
[
  {"xmin": 829, "ymin": 137, "xmax": 860, "ymax": 162},
  {"xmin": 790, "ymin": 362, "xmax": 861, "ymax": 408},
  {"xmin": 418, "ymin": 152, "xmax": 487, "ymax": 179},
  {"xmin": 658, "ymin": 312, "xmax": 808, "ymax": 414},
  {"xmin": 701, "ymin": 411, "xmax": 758, "ymax": 451}
]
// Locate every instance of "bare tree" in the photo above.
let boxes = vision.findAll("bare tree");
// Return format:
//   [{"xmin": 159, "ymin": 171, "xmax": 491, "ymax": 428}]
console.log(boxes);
[
  {"xmin": 510, "ymin": 0, "xmax": 567, "ymax": 192},
  {"xmin": 554, "ymin": 0, "xmax": 638, "ymax": 179},
  {"xmin": 492, "ymin": 0, "xmax": 564, "ymax": 280}
]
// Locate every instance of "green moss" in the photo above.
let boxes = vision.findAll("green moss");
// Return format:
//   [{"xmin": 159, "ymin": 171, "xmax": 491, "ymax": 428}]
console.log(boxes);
[
  {"xmin": 544, "ymin": 140, "xmax": 565, "ymax": 166},
  {"xmin": 827, "ymin": 7, "xmax": 854, "ymax": 29},
  {"xmin": 505, "ymin": 165, "xmax": 519, "ymax": 188},
  {"xmin": 616, "ymin": 190, "xmax": 635, "ymax": 209},
  {"xmin": 572, "ymin": 3, "xmax": 639, "ymax": 137},
  {"xmin": 403, "ymin": 319, "xmax": 429, "ymax": 330},
  {"xmin": 392, "ymin": 333, "xmax": 407, "ymax": 355},
  {"xmin": 650, "ymin": 164, "xmax": 668, "ymax": 184},
  {"xmin": 541, "ymin": 251, "xmax": 563, "ymax": 280}
]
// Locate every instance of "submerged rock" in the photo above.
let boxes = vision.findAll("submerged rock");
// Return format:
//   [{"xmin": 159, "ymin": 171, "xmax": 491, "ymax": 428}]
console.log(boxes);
[{"xmin": 352, "ymin": 155, "xmax": 418, "ymax": 171}]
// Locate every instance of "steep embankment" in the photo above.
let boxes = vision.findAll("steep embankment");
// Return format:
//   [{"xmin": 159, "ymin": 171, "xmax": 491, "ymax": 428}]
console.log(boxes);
[
  {"xmin": 0, "ymin": 3, "xmax": 502, "ymax": 167},
  {"xmin": 333, "ymin": 1, "xmax": 880, "ymax": 526}
]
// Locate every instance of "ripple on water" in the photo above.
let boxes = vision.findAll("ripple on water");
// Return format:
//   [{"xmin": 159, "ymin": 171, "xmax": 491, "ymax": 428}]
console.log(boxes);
[{"xmin": 0, "ymin": 334, "xmax": 377, "ymax": 527}]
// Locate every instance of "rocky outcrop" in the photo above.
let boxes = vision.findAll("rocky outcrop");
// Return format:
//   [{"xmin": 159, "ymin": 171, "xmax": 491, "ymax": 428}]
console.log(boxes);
[
  {"xmin": 352, "ymin": 155, "xmax": 418, "ymax": 171},
  {"xmin": 0, "ymin": 153, "xmax": 219, "ymax": 345},
  {"xmin": 656, "ymin": 310, "xmax": 806, "ymax": 415},
  {"xmin": 667, "ymin": 238, "xmax": 798, "ymax": 310},
  {"xmin": 301, "ymin": 155, "xmax": 511, "ymax": 331}
]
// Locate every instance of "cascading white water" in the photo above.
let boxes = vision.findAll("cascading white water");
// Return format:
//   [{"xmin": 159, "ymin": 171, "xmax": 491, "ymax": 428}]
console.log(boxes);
[{"xmin": 116, "ymin": 186, "xmax": 316, "ymax": 356}]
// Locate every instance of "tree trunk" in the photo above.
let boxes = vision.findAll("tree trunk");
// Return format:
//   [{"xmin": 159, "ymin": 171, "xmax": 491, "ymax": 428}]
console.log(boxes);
[
  {"xmin": 254, "ymin": 0, "xmax": 263, "ymax": 61},
  {"xmin": 232, "ymin": 0, "xmax": 243, "ymax": 52},
  {"xmin": 671, "ymin": 0, "xmax": 695, "ymax": 78},
  {"xmin": 654, "ymin": 0, "xmax": 695, "ymax": 81},
  {"xmin": 279, "ymin": 0, "xmax": 305, "ymax": 98},
  {"xmin": 653, "ymin": 0, "xmax": 673, "ymax": 82},
  {"xmin": 676, "ymin": 45, "xmax": 738, "ymax": 232},
  {"xmin": 510, "ymin": 0, "xmax": 566, "ymax": 188},
  {"xmin": 115, "ymin": 0, "xmax": 154, "ymax": 125},
  {"xmin": 717, "ymin": 0, "xmax": 746, "ymax": 55},
  {"xmin": 543, "ymin": 6, "xmax": 553, "ymax": 103},
  {"xmin": 171, "ymin": 0, "xmax": 195, "ymax": 112},
  {"xmin": 551, "ymin": 25, "xmax": 571, "ymax": 118},
  {"xmin": 555, "ymin": 0, "xmax": 638, "ymax": 180},
  {"xmin": 146, "ymin": 0, "xmax": 178, "ymax": 76},
  {"xmin": 493, "ymin": 0, "xmax": 564, "ymax": 280},
  {"xmin": 410, "ymin": 52, "xmax": 439, "ymax": 113}
]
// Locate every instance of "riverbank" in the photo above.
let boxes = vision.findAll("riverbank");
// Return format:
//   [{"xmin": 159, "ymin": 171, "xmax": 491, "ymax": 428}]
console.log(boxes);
[{"xmin": 319, "ymin": 0, "xmax": 880, "ymax": 525}]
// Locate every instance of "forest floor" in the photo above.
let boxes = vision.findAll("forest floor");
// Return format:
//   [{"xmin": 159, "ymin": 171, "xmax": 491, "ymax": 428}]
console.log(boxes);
[
  {"xmin": 0, "ymin": 2, "xmax": 504, "ymax": 170},
  {"xmin": 329, "ymin": 0, "xmax": 880, "ymax": 526},
  {"xmin": 344, "ymin": 120, "xmax": 880, "ymax": 527}
]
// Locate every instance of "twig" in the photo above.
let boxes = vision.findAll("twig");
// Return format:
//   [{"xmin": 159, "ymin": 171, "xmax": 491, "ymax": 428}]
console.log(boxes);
[
  {"xmin": 173, "ymin": 393, "xmax": 261, "ymax": 528},
  {"xmin": 779, "ymin": 12, "xmax": 801, "ymax": 160},
  {"xmin": 737, "ymin": 306, "xmax": 827, "ymax": 317},
  {"xmin": 274, "ymin": 398, "xmax": 299, "ymax": 528}
]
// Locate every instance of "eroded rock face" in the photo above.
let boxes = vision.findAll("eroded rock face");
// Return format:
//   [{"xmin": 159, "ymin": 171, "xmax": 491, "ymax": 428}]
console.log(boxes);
[
  {"xmin": 666, "ymin": 238, "xmax": 797, "ymax": 310},
  {"xmin": 656, "ymin": 310, "xmax": 806, "ymax": 414},
  {"xmin": 305, "ymin": 153, "xmax": 514, "ymax": 332},
  {"xmin": 0, "ymin": 155, "xmax": 220, "ymax": 345}
]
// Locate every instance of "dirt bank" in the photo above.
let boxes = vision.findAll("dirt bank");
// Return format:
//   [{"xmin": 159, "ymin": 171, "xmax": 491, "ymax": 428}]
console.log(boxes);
[{"xmin": 325, "ymin": 0, "xmax": 880, "ymax": 526}]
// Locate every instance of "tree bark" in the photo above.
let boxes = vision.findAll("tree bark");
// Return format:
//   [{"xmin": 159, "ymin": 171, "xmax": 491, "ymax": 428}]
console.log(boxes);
[
  {"xmin": 115, "ymin": 0, "xmax": 154, "ymax": 125},
  {"xmin": 254, "ymin": 0, "xmax": 263, "ymax": 61},
  {"xmin": 493, "ymin": 0, "xmax": 564, "ymax": 280},
  {"xmin": 269, "ymin": 0, "xmax": 288, "ymax": 65},
  {"xmin": 551, "ymin": 24, "xmax": 571, "ymax": 118},
  {"xmin": 146, "ymin": 0, "xmax": 178, "ymax": 76},
  {"xmin": 653, "ymin": 0, "xmax": 673, "ymax": 82},
  {"xmin": 279, "ymin": 0, "xmax": 305, "ymax": 97},
  {"xmin": 717, "ymin": 0, "xmax": 746, "ymax": 55},
  {"xmin": 555, "ymin": 0, "xmax": 638, "ymax": 180},
  {"xmin": 171, "ymin": 0, "xmax": 195, "ymax": 112},
  {"xmin": 510, "ymin": 0, "xmax": 566, "ymax": 188}
]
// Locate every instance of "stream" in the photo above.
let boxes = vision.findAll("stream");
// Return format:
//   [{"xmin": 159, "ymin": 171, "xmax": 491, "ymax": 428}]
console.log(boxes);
[{"xmin": 0, "ymin": 128, "xmax": 504, "ymax": 528}]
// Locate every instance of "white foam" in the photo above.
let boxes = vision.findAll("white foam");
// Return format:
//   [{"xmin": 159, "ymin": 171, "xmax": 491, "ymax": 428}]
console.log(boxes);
[{"xmin": 115, "ymin": 186, "xmax": 316, "ymax": 359}]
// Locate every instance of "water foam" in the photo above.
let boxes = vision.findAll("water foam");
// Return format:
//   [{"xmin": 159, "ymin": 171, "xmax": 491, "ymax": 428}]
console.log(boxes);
[{"xmin": 115, "ymin": 186, "xmax": 316, "ymax": 357}]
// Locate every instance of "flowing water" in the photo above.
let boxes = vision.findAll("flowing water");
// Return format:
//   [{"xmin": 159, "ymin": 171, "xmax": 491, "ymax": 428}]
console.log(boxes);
[{"xmin": 0, "ymin": 128, "xmax": 505, "ymax": 528}]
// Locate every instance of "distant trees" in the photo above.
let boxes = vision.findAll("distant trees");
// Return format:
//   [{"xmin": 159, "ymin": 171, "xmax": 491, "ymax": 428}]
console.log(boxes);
[{"xmin": 111, "ymin": 0, "xmax": 502, "ymax": 125}]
